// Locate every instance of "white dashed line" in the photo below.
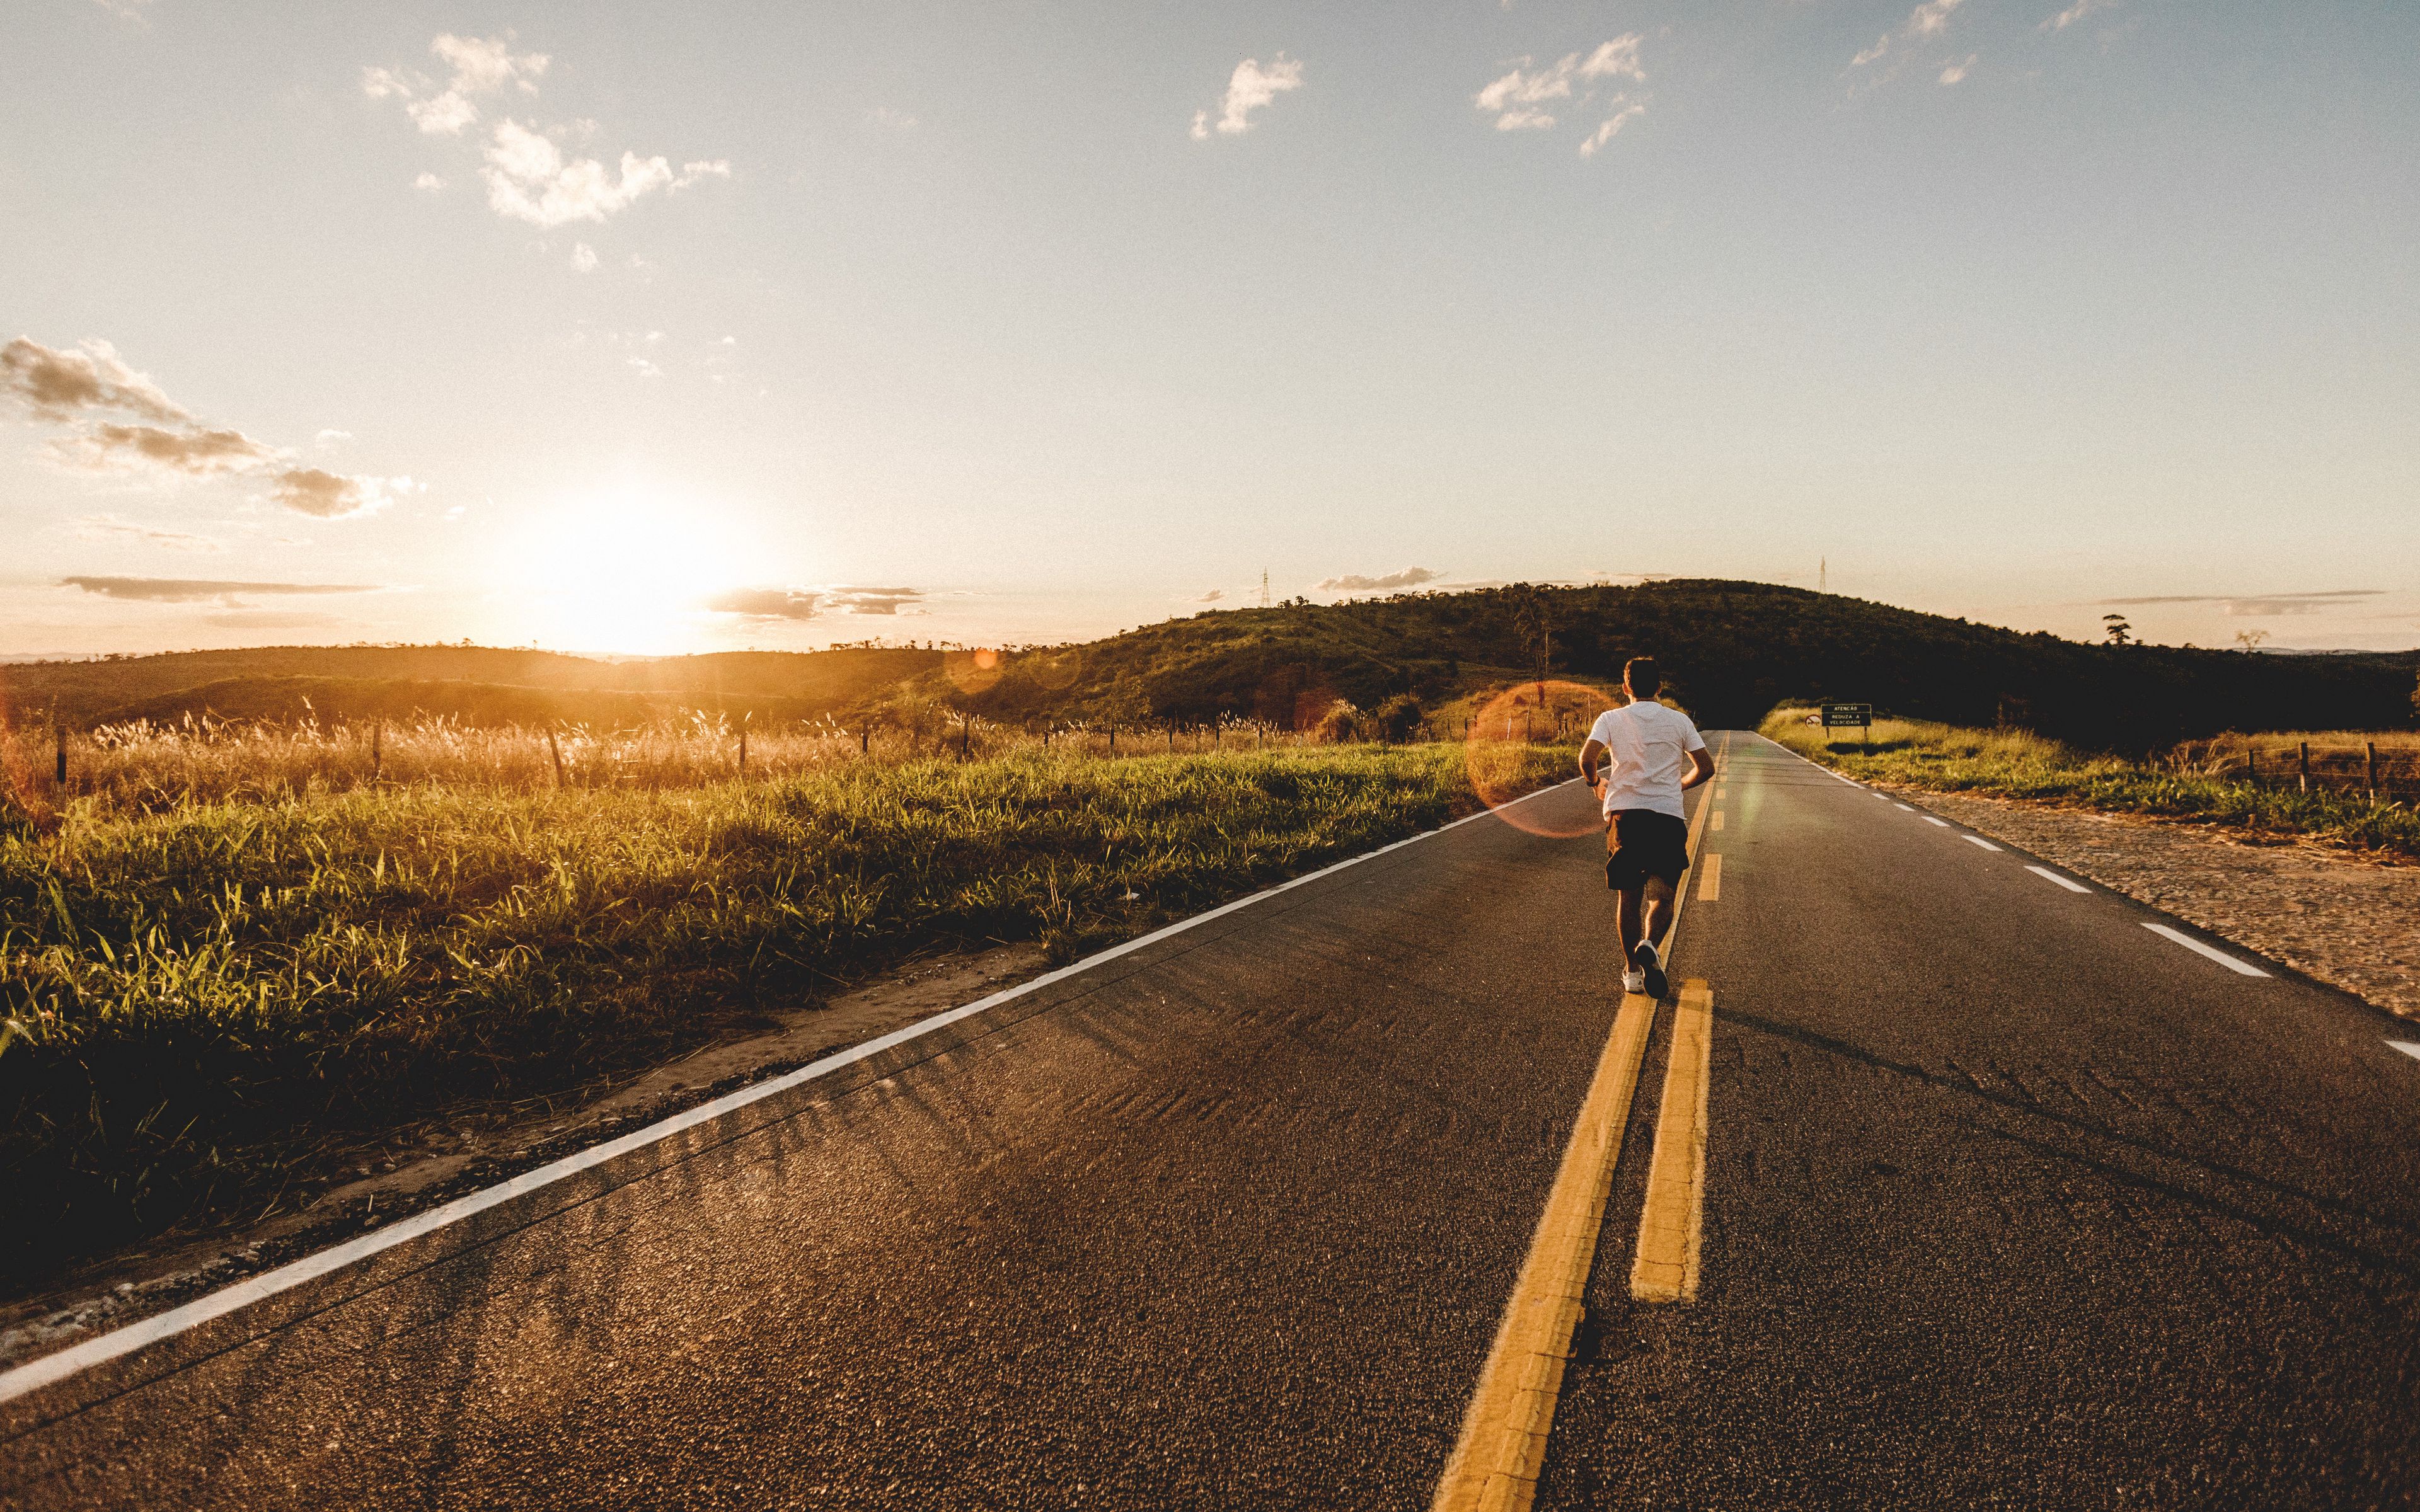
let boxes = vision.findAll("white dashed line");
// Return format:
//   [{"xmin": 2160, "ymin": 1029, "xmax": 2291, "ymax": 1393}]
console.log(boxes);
[
  {"xmin": 1962, "ymin": 835, "xmax": 2002, "ymax": 852},
  {"xmin": 2390, "ymin": 1042, "xmax": 2420, "ymax": 1062},
  {"xmin": 2025, "ymin": 865, "xmax": 2091, "ymax": 893},
  {"xmin": 1894, "ymin": 803, "xmax": 1915, "ymax": 811},
  {"xmin": 1925, "ymin": 816, "xmax": 1952, "ymax": 828},
  {"xmin": 2143, "ymin": 922, "xmax": 2271, "ymax": 978}
]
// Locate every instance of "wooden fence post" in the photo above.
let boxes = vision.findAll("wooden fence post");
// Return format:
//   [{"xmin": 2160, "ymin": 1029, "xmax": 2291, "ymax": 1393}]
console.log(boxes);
[
  {"xmin": 1109, "ymin": 722, "xmax": 1117, "ymax": 756},
  {"xmin": 861, "ymin": 724, "xmax": 870, "ymax": 755},
  {"xmin": 371, "ymin": 719, "xmax": 384, "ymax": 783},
  {"xmin": 2299, "ymin": 742, "xmax": 2311, "ymax": 794},
  {"xmin": 547, "ymin": 728, "xmax": 566, "ymax": 788},
  {"xmin": 55, "ymin": 719, "xmax": 68, "ymax": 789},
  {"xmin": 2367, "ymin": 740, "xmax": 2380, "ymax": 803},
  {"xmin": 738, "ymin": 726, "xmax": 748, "ymax": 778}
]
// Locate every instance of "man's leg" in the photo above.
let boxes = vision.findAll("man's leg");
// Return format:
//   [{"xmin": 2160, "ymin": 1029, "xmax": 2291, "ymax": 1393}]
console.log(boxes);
[
  {"xmin": 1616, "ymin": 883, "xmax": 1645, "ymax": 962},
  {"xmin": 1639, "ymin": 876, "xmax": 1676, "ymax": 951},
  {"xmin": 1633, "ymin": 876, "xmax": 1676, "ymax": 997}
]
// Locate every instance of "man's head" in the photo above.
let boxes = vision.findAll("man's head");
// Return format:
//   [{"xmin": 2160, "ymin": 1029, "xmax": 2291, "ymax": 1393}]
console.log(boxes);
[{"xmin": 1623, "ymin": 656, "xmax": 1661, "ymax": 701}]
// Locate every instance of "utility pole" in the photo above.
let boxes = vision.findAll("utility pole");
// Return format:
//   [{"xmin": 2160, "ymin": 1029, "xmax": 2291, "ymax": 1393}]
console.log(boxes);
[
  {"xmin": 1819, "ymin": 557, "xmax": 1827, "ymax": 594},
  {"xmin": 1260, "ymin": 569, "xmax": 1270, "ymax": 609}
]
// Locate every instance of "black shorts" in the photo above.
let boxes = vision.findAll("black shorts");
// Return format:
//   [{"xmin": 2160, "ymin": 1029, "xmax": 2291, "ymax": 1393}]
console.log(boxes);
[{"xmin": 1605, "ymin": 808, "xmax": 1690, "ymax": 890}]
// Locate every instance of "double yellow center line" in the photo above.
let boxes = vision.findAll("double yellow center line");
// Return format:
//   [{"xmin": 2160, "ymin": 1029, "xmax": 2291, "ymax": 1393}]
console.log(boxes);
[{"xmin": 1432, "ymin": 738, "xmax": 1729, "ymax": 1511}]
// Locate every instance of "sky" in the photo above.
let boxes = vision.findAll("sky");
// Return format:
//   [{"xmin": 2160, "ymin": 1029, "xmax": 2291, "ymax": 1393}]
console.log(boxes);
[{"xmin": 3, "ymin": 0, "xmax": 2416, "ymax": 658}]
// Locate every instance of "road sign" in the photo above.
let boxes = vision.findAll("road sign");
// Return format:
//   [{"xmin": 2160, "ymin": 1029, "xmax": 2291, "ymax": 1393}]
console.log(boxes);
[{"xmin": 1821, "ymin": 702, "xmax": 1873, "ymax": 729}]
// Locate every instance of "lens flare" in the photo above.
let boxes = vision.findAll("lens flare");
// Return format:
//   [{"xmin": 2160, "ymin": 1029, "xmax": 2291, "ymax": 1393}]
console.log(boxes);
[
  {"xmin": 943, "ymin": 648, "xmax": 1004, "ymax": 694},
  {"xmin": 1464, "ymin": 679, "xmax": 1621, "ymax": 838}
]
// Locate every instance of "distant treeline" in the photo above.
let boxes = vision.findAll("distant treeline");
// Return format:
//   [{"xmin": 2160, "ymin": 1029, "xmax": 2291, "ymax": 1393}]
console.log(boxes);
[{"xmin": 4, "ymin": 583, "xmax": 2412, "ymax": 752}]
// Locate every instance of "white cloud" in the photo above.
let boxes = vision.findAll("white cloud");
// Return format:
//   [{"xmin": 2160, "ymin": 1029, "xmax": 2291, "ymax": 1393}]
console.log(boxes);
[
  {"xmin": 1476, "ymin": 38, "xmax": 1646, "ymax": 139},
  {"xmin": 571, "ymin": 242, "xmax": 599, "ymax": 273},
  {"xmin": 1580, "ymin": 103, "xmax": 1646, "ymax": 156},
  {"xmin": 407, "ymin": 92, "xmax": 481, "ymax": 136},
  {"xmin": 2043, "ymin": 0, "xmax": 2116, "ymax": 30},
  {"xmin": 1194, "ymin": 54, "xmax": 1303, "ymax": 139},
  {"xmin": 1939, "ymin": 54, "xmax": 1977, "ymax": 84},
  {"xmin": 865, "ymin": 106, "xmax": 918, "ymax": 130},
  {"xmin": 315, "ymin": 428, "xmax": 352, "ymax": 448},
  {"xmin": 413, "ymin": 171, "xmax": 446, "ymax": 192},
  {"xmin": 626, "ymin": 357, "xmax": 662, "ymax": 378},
  {"xmin": 364, "ymin": 35, "xmax": 548, "ymax": 138},
  {"xmin": 1850, "ymin": 0, "xmax": 1968, "ymax": 74},
  {"xmin": 478, "ymin": 121, "xmax": 727, "ymax": 227},
  {"xmin": 1315, "ymin": 566, "xmax": 1441, "ymax": 592},
  {"xmin": 1197, "ymin": 588, "xmax": 1226, "ymax": 604},
  {"xmin": 74, "ymin": 514, "xmax": 222, "ymax": 553},
  {"xmin": 430, "ymin": 33, "xmax": 549, "ymax": 96}
]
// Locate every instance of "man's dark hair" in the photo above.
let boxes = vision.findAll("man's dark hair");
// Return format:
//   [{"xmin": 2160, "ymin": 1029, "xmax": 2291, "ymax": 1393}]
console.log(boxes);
[{"xmin": 1623, "ymin": 657, "xmax": 1661, "ymax": 697}]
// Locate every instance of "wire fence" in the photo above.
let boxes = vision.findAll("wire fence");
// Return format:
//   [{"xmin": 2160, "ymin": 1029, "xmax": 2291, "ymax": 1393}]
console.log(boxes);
[{"xmin": 0, "ymin": 706, "xmax": 1580, "ymax": 820}]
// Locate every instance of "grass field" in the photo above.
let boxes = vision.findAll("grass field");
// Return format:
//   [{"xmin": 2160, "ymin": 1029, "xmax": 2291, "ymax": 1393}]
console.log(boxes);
[
  {"xmin": 1763, "ymin": 708, "xmax": 2420, "ymax": 859},
  {"xmin": 0, "ymin": 736, "xmax": 1574, "ymax": 1286}
]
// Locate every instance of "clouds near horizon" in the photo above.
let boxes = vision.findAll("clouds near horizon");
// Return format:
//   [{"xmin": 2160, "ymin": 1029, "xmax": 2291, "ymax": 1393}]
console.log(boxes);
[
  {"xmin": 2, "ymin": 336, "xmax": 412, "ymax": 518},
  {"xmin": 1315, "ymin": 567, "xmax": 1441, "ymax": 593},
  {"xmin": 704, "ymin": 585, "xmax": 926, "ymax": 621},
  {"xmin": 59, "ymin": 576, "xmax": 381, "ymax": 605}
]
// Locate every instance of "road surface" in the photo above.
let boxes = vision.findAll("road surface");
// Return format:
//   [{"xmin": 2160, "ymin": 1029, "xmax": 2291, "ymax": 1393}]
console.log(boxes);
[{"xmin": 3, "ymin": 734, "xmax": 2415, "ymax": 1509}]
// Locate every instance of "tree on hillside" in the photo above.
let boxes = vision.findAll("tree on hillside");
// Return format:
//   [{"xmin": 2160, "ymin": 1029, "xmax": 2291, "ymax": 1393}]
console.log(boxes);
[
  {"xmin": 2102, "ymin": 614, "xmax": 2133, "ymax": 646},
  {"xmin": 1374, "ymin": 693, "xmax": 1425, "ymax": 744},
  {"xmin": 1507, "ymin": 585, "xmax": 1553, "ymax": 706}
]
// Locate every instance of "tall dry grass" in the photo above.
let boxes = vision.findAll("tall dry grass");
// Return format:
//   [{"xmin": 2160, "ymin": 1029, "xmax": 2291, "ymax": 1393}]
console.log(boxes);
[
  {"xmin": 0, "ymin": 733, "xmax": 1576, "ymax": 1284},
  {"xmin": 1761, "ymin": 707, "xmax": 2420, "ymax": 856}
]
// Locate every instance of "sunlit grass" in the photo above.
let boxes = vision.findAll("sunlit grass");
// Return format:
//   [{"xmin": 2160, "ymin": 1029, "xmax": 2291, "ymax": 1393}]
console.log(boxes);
[
  {"xmin": 0, "ymin": 738, "xmax": 1572, "ymax": 1283},
  {"xmin": 1761, "ymin": 707, "xmax": 2420, "ymax": 859}
]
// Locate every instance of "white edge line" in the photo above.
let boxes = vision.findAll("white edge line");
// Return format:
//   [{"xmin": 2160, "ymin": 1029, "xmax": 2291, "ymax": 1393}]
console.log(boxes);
[
  {"xmin": 2141, "ymin": 922, "xmax": 2271, "ymax": 978},
  {"xmin": 0, "ymin": 778, "xmax": 1581, "ymax": 1406},
  {"xmin": 1962, "ymin": 835, "xmax": 2003, "ymax": 852},
  {"xmin": 2389, "ymin": 1041, "xmax": 2420, "ymax": 1062},
  {"xmin": 2025, "ymin": 864, "xmax": 2091, "ymax": 894},
  {"xmin": 1925, "ymin": 816, "xmax": 1952, "ymax": 828}
]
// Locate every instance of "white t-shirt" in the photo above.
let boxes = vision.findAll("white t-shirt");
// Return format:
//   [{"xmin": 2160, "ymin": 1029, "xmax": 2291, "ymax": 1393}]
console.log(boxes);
[{"xmin": 1587, "ymin": 701, "xmax": 1706, "ymax": 820}]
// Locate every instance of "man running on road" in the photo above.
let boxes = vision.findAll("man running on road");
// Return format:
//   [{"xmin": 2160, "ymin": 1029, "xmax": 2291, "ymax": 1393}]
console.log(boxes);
[{"xmin": 1580, "ymin": 657, "xmax": 1714, "ymax": 999}]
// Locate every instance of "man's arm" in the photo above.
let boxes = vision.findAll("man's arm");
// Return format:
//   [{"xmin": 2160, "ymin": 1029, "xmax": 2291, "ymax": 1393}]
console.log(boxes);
[
  {"xmin": 1680, "ymin": 746, "xmax": 1715, "ymax": 790},
  {"xmin": 1581, "ymin": 737, "xmax": 1610, "ymax": 790}
]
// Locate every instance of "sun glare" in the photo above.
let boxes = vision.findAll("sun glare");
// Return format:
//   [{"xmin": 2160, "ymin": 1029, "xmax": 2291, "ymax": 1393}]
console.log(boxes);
[{"xmin": 507, "ymin": 485, "xmax": 744, "ymax": 653}]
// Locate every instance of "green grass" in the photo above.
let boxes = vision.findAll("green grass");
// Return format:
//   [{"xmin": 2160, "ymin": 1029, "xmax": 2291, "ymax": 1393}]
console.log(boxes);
[
  {"xmin": 1761, "ymin": 707, "xmax": 2420, "ymax": 859},
  {"xmin": 0, "ymin": 740, "xmax": 1570, "ymax": 1285}
]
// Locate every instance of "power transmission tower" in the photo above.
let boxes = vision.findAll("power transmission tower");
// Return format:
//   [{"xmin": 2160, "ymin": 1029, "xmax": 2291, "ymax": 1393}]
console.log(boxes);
[
  {"xmin": 1260, "ymin": 569, "xmax": 1270, "ymax": 609},
  {"xmin": 1819, "ymin": 557, "xmax": 1827, "ymax": 593}
]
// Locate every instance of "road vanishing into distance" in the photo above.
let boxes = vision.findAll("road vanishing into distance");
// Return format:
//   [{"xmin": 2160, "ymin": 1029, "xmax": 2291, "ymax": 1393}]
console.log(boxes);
[{"xmin": 5, "ymin": 735, "xmax": 2418, "ymax": 1509}]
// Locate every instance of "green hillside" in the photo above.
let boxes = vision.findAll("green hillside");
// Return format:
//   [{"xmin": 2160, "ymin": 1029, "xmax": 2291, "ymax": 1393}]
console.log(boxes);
[
  {"xmin": 0, "ymin": 644, "xmax": 941, "ymax": 728},
  {"xmin": 943, "ymin": 580, "xmax": 2417, "ymax": 751},
  {"xmin": 3, "ymin": 581, "xmax": 2411, "ymax": 751}
]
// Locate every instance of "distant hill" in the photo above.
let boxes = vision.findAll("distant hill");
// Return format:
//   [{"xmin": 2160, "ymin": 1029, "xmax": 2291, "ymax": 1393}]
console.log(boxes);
[
  {"xmin": 0, "ymin": 645, "xmax": 942, "ymax": 730},
  {"xmin": 940, "ymin": 580, "xmax": 2419, "ymax": 751},
  {"xmin": 3, "ymin": 583, "xmax": 2411, "ymax": 751}
]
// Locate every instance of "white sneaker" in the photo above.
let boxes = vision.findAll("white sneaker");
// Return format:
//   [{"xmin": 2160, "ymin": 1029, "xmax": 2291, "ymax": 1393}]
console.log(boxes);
[{"xmin": 1622, "ymin": 969, "xmax": 1647, "ymax": 995}]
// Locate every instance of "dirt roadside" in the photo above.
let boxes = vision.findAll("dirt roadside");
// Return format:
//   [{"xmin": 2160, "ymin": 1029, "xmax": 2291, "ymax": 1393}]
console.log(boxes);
[{"xmin": 1906, "ymin": 788, "xmax": 2420, "ymax": 1021}]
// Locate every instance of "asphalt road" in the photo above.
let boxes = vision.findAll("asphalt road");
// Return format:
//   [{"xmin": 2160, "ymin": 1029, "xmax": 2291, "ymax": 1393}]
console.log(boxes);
[{"xmin": 3, "ymin": 734, "xmax": 2416, "ymax": 1509}]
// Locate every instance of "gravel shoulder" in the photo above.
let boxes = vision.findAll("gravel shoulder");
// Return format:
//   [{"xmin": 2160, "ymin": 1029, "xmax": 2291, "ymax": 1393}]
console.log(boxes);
[{"xmin": 1901, "ymin": 788, "xmax": 2420, "ymax": 1020}]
